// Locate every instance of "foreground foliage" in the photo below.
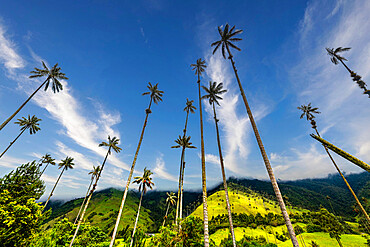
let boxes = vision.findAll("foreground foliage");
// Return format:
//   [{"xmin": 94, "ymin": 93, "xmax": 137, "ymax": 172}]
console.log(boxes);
[
  {"xmin": 29, "ymin": 218, "xmax": 108, "ymax": 247},
  {"xmin": 0, "ymin": 161, "xmax": 48, "ymax": 246}
]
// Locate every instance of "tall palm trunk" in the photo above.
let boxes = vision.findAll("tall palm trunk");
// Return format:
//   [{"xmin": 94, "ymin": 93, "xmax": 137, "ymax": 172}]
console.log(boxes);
[
  {"xmin": 313, "ymin": 128, "xmax": 370, "ymax": 224},
  {"xmin": 338, "ymin": 58, "xmax": 352, "ymax": 74},
  {"xmin": 39, "ymin": 163, "xmax": 49, "ymax": 178},
  {"xmin": 74, "ymin": 178, "xmax": 94, "ymax": 224},
  {"xmin": 179, "ymin": 160, "xmax": 185, "ymax": 221},
  {"xmin": 70, "ymin": 147, "xmax": 111, "ymax": 247},
  {"xmin": 43, "ymin": 167, "xmax": 65, "ymax": 211},
  {"xmin": 311, "ymin": 134, "xmax": 370, "ymax": 173},
  {"xmin": 336, "ymin": 237, "xmax": 344, "ymax": 247},
  {"xmin": 162, "ymin": 202, "xmax": 171, "ymax": 227},
  {"xmin": 225, "ymin": 45, "xmax": 299, "ymax": 247},
  {"xmin": 130, "ymin": 190, "xmax": 144, "ymax": 247},
  {"xmin": 175, "ymin": 108, "xmax": 190, "ymax": 226},
  {"xmin": 175, "ymin": 148, "xmax": 185, "ymax": 226},
  {"xmin": 110, "ymin": 99, "xmax": 153, "ymax": 247},
  {"xmin": 0, "ymin": 78, "xmax": 48, "ymax": 131},
  {"xmin": 197, "ymin": 74, "xmax": 209, "ymax": 247},
  {"xmin": 0, "ymin": 129, "xmax": 26, "ymax": 159},
  {"xmin": 212, "ymin": 103, "xmax": 236, "ymax": 247}
]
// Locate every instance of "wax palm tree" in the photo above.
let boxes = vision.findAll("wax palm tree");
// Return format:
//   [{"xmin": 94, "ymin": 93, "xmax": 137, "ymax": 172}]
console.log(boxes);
[
  {"xmin": 183, "ymin": 98, "xmax": 196, "ymax": 134},
  {"xmin": 0, "ymin": 62, "xmax": 67, "ymax": 131},
  {"xmin": 310, "ymin": 134, "xmax": 370, "ymax": 173},
  {"xmin": 130, "ymin": 168, "xmax": 154, "ymax": 247},
  {"xmin": 43, "ymin": 157, "xmax": 74, "ymax": 210},
  {"xmin": 73, "ymin": 166, "xmax": 101, "ymax": 225},
  {"xmin": 0, "ymin": 115, "xmax": 41, "ymax": 159},
  {"xmin": 162, "ymin": 192, "xmax": 177, "ymax": 227},
  {"xmin": 212, "ymin": 23, "xmax": 299, "ymax": 246},
  {"xmin": 298, "ymin": 103, "xmax": 370, "ymax": 224},
  {"xmin": 326, "ymin": 47, "xmax": 369, "ymax": 97},
  {"xmin": 175, "ymin": 98, "xmax": 197, "ymax": 225},
  {"xmin": 202, "ymin": 81, "xmax": 236, "ymax": 247},
  {"xmin": 39, "ymin": 153, "xmax": 56, "ymax": 177},
  {"xmin": 70, "ymin": 136, "xmax": 121, "ymax": 246},
  {"xmin": 173, "ymin": 99, "xmax": 196, "ymax": 226},
  {"xmin": 190, "ymin": 58, "xmax": 210, "ymax": 246},
  {"xmin": 172, "ymin": 135, "xmax": 196, "ymax": 226},
  {"xmin": 110, "ymin": 83, "xmax": 163, "ymax": 246}
]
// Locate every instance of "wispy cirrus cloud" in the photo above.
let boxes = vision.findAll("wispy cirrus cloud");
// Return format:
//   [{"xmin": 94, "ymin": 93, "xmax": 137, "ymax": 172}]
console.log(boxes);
[
  {"xmin": 152, "ymin": 155, "xmax": 177, "ymax": 182},
  {"xmin": 0, "ymin": 24, "xmax": 24, "ymax": 71},
  {"xmin": 0, "ymin": 155, "xmax": 28, "ymax": 169}
]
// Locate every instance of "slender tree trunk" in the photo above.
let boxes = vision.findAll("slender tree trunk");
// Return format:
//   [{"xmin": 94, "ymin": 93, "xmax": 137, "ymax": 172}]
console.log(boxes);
[
  {"xmin": 197, "ymin": 74, "xmax": 209, "ymax": 247},
  {"xmin": 212, "ymin": 103, "xmax": 236, "ymax": 247},
  {"xmin": 176, "ymin": 108, "xmax": 191, "ymax": 226},
  {"xmin": 74, "ymin": 178, "xmax": 94, "ymax": 224},
  {"xmin": 300, "ymin": 235, "xmax": 307, "ymax": 247},
  {"xmin": 338, "ymin": 58, "xmax": 352, "ymax": 74},
  {"xmin": 39, "ymin": 163, "xmax": 49, "ymax": 178},
  {"xmin": 70, "ymin": 147, "xmax": 111, "ymax": 246},
  {"xmin": 43, "ymin": 167, "xmax": 65, "ymax": 211},
  {"xmin": 179, "ymin": 161, "xmax": 185, "ymax": 222},
  {"xmin": 0, "ymin": 129, "xmax": 26, "ymax": 159},
  {"xmin": 130, "ymin": 190, "xmax": 144, "ymax": 247},
  {"xmin": 225, "ymin": 46, "xmax": 299, "ymax": 247},
  {"xmin": 110, "ymin": 99, "xmax": 153, "ymax": 247},
  {"xmin": 175, "ymin": 148, "xmax": 185, "ymax": 226},
  {"xmin": 314, "ymin": 128, "xmax": 370, "ymax": 224},
  {"xmin": 0, "ymin": 78, "xmax": 48, "ymax": 131},
  {"xmin": 162, "ymin": 202, "xmax": 171, "ymax": 227},
  {"xmin": 336, "ymin": 237, "xmax": 343, "ymax": 247}
]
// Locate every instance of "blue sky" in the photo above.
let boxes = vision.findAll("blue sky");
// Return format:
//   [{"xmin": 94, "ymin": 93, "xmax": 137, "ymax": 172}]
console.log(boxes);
[{"xmin": 0, "ymin": 0, "xmax": 369, "ymax": 200}]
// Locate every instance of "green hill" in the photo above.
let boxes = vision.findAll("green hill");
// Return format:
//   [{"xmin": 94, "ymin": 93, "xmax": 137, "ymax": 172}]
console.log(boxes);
[
  {"xmin": 45, "ymin": 188, "xmax": 157, "ymax": 234},
  {"xmin": 44, "ymin": 172, "xmax": 370, "ymax": 241}
]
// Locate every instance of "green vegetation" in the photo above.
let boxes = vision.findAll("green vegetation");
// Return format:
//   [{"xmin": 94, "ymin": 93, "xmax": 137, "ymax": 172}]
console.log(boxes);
[{"xmin": 0, "ymin": 162, "xmax": 48, "ymax": 246}]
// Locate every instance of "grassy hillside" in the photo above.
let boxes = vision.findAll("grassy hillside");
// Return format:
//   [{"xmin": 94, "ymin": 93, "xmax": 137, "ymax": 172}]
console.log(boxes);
[
  {"xmin": 44, "ymin": 172, "xmax": 370, "ymax": 240},
  {"xmin": 191, "ymin": 188, "xmax": 304, "ymax": 219},
  {"xmin": 228, "ymin": 172, "xmax": 370, "ymax": 219},
  {"xmin": 45, "ymin": 188, "xmax": 156, "ymax": 234}
]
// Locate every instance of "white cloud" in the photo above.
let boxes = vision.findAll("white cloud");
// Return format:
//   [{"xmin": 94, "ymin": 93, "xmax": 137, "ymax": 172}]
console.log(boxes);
[
  {"xmin": 0, "ymin": 24, "xmax": 25, "ymax": 71},
  {"xmin": 55, "ymin": 141, "xmax": 96, "ymax": 170},
  {"xmin": 0, "ymin": 155, "xmax": 28, "ymax": 168},
  {"xmin": 205, "ymin": 153, "xmax": 219, "ymax": 165},
  {"xmin": 152, "ymin": 155, "xmax": 178, "ymax": 182}
]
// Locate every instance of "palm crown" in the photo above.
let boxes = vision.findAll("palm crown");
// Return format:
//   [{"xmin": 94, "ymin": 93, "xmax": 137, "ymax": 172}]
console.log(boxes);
[
  {"xmin": 15, "ymin": 115, "xmax": 41, "ymax": 134},
  {"xmin": 202, "ymin": 81, "xmax": 227, "ymax": 106},
  {"xmin": 191, "ymin": 58, "xmax": 207, "ymax": 76},
  {"xmin": 166, "ymin": 192, "xmax": 176, "ymax": 205},
  {"xmin": 184, "ymin": 98, "xmax": 196, "ymax": 113},
  {"xmin": 41, "ymin": 153, "xmax": 56, "ymax": 166},
  {"xmin": 29, "ymin": 61, "xmax": 68, "ymax": 93},
  {"xmin": 297, "ymin": 103, "xmax": 320, "ymax": 121},
  {"xmin": 133, "ymin": 167, "xmax": 154, "ymax": 194},
  {"xmin": 326, "ymin": 47, "xmax": 351, "ymax": 65},
  {"xmin": 142, "ymin": 82, "xmax": 164, "ymax": 104},
  {"xmin": 211, "ymin": 23, "xmax": 243, "ymax": 59},
  {"xmin": 59, "ymin": 157, "xmax": 74, "ymax": 170},
  {"xmin": 99, "ymin": 136, "xmax": 122, "ymax": 154},
  {"xmin": 89, "ymin": 165, "xmax": 101, "ymax": 179},
  {"xmin": 171, "ymin": 135, "xmax": 196, "ymax": 149}
]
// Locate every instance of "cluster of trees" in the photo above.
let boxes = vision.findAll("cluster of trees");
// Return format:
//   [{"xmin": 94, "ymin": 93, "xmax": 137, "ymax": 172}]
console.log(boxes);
[{"xmin": 210, "ymin": 212, "xmax": 285, "ymax": 235}]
